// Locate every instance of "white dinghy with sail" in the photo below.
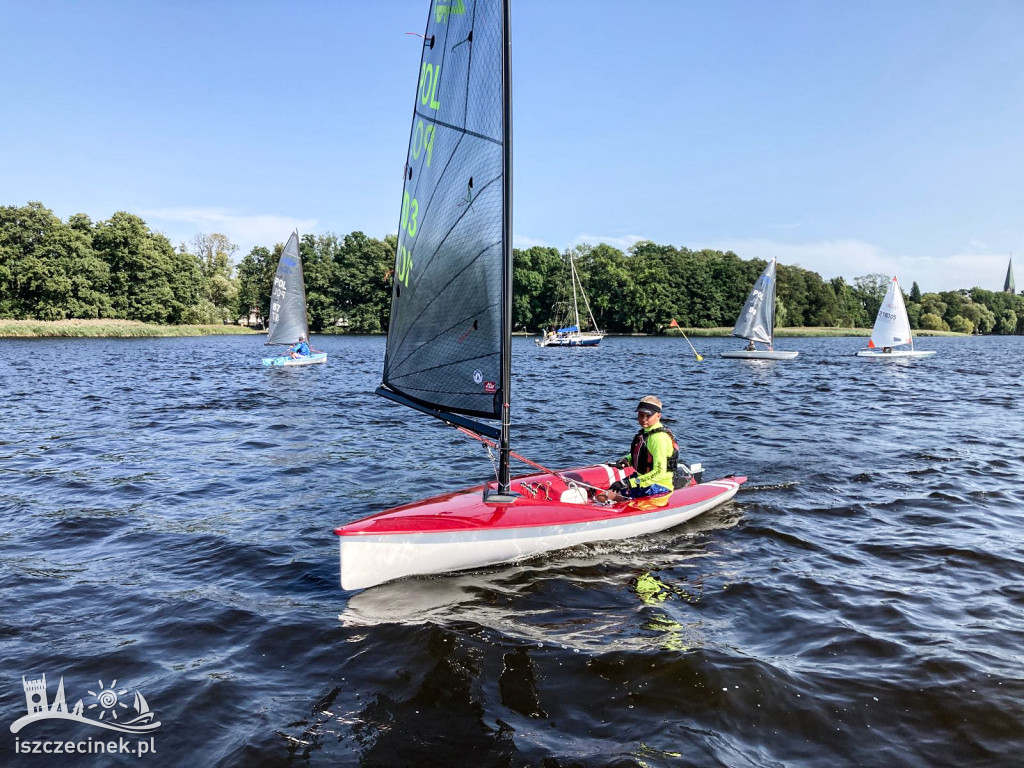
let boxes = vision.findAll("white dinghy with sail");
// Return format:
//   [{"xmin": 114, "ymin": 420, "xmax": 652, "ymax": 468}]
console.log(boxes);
[
  {"xmin": 333, "ymin": 0, "xmax": 744, "ymax": 591},
  {"xmin": 721, "ymin": 258, "xmax": 797, "ymax": 359},
  {"xmin": 535, "ymin": 249, "xmax": 604, "ymax": 347},
  {"xmin": 855, "ymin": 275, "xmax": 935, "ymax": 359},
  {"xmin": 261, "ymin": 231, "xmax": 326, "ymax": 367}
]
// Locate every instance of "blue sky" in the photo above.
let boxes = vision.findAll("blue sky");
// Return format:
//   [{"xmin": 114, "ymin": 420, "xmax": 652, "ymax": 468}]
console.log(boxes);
[{"xmin": 2, "ymin": 0, "xmax": 1021, "ymax": 292}]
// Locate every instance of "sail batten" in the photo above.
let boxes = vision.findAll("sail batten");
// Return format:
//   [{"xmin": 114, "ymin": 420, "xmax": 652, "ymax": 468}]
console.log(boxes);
[
  {"xmin": 414, "ymin": 112, "xmax": 503, "ymax": 146},
  {"xmin": 264, "ymin": 231, "xmax": 309, "ymax": 346},
  {"xmin": 387, "ymin": 192, "xmax": 502, "ymax": 356}
]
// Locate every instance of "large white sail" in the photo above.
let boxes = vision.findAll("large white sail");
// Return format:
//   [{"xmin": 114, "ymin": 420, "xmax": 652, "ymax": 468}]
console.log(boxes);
[
  {"xmin": 868, "ymin": 276, "xmax": 913, "ymax": 349},
  {"xmin": 731, "ymin": 259, "xmax": 776, "ymax": 345}
]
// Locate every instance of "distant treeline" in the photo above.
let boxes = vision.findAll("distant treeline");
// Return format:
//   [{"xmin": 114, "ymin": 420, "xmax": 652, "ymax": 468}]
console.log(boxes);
[{"xmin": 2, "ymin": 202, "xmax": 1021, "ymax": 335}]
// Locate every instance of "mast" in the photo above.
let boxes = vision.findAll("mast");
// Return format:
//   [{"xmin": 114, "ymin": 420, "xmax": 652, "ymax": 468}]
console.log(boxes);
[
  {"xmin": 498, "ymin": 0, "xmax": 513, "ymax": 494},
  {"xmin": 897, "ymin": 275, "xmax": 915, "ymax": 351},
  {"xmin": 570, "ymin": 252, "xmax": 581, "ymax": 331},
  {"xmin": 769, "ymin": 258, "xmax": 776, "ymax": 348}
]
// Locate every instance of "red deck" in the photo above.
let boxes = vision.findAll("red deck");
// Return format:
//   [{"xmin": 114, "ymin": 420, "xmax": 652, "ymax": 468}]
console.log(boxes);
[{"xmin": 335, "ymin": 465, "xmax": 746, "ymax": 537}]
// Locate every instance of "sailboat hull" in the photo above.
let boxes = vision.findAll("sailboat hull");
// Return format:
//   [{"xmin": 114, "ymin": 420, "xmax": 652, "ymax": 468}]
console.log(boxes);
[
  {"xmin": 721, "ymin": 350, "xmax": 799, "ymax": 360},
  {"xmin": 855, "ymin": 349, "xmax": 935, "ymax": 358},
  {"xmin": 335, "ymin": 465, "xmax": 745, "ymax": 590},
  {"xmin": 261, "ymin": 352, "xmax": 328, "ymax": 366},
  {"xmin": 535, "ymin": 333, "xmax": 604, "ymax": 347}
]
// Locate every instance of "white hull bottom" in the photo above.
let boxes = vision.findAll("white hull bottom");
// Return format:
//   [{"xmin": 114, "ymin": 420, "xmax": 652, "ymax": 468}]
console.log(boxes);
[
  {"xmin": 339, "ymin": 480, "xmax": 740, "ymax": 590},
  {"xmin": 262, "ymin": 352, "xmax": 328, "ymax": 366},
  {"xmin": 721, "ymin": 350, "xmax": 799, "ymax": 360},
  {"xmin": 855, "ymin": 349, "xmax": 936, "ymax": 358},
  {"xmin": 535, "ymin": 333, "xmax": 604, "ymax": 347}
]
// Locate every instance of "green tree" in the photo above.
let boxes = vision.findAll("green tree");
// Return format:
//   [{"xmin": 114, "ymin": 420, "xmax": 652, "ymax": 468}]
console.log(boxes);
[
  {"xmin": 188, "ymin": 232, "xmax": 238, "ymax": 322},
  {"xmin": 0, "ymin": 202, "xmax": 111, "ymax": 320},
  {"xmin": 948, "ymin": 315, "xmax": 973, "ymax": 334},
  {"xmin": 234, "ymin": 246, "xmax": 275, "ymax": 325},
  {"xmin": 960, "ymin": 302, "xmax": 996, "ymax": 334},
  {"xmin": 332, "ymin": 231, "xmax": 394, "ymax": 332},
  {"xmin": 828, "ymin": 277, "xmax": 868, "ymax": 327},
  {"xmin": 853, "ymin": 274, "xmax": 890, "ymax": 324},
  {"xmin": 94, "ymin": 212, "xmax": 199, "ymax": 323},
  {"xmin": 300, "ymin": 233, "xmax": 337, "ymax": 332},
  {"xmin": 513, "ymin": 245, "xmax": 563, "ymax": 330},
  {"xmin": 918, "ymin": 312, "xmax": 948, "ymax": 331},
  {"xmin": 997, "ymin": 309, "xmax": 1017, "ymax": 335},
  {"xmin": 578, "ymin": 243, "xmax": 631, "ymax": 331}
]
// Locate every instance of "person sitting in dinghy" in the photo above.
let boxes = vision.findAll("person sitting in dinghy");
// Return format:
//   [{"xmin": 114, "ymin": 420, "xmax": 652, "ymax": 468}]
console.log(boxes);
[
  {"xmin": 597, "ymin": 396, "xmax": 679, "ymax": 503},
  {"xmin": 287, "ymin": 335, "xmax": 322, "ymax": 359}
]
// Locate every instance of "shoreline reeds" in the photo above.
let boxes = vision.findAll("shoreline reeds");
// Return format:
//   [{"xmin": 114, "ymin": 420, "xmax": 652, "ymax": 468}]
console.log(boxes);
[{"xmin": 0, "ymin": 319, "xmax": 262, "ymax": 338}]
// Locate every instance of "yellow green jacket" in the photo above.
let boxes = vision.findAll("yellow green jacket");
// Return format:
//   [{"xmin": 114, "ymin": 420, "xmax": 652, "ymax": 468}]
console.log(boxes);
[{"xmin": 620, "ymin": 426, "xmax": 675, "ymax": 491}]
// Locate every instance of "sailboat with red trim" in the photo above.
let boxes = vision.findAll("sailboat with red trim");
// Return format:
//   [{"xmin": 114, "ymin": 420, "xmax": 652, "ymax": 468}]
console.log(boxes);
[{"xmin": 333, "ymin": 0, "xmax": 745, "ymax": 591}]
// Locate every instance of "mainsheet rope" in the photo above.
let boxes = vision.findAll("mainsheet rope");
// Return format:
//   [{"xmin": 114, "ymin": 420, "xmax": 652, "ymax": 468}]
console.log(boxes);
[{"xmin": 454, "ymin": 425, "xmax": 605, "ymax": 492}]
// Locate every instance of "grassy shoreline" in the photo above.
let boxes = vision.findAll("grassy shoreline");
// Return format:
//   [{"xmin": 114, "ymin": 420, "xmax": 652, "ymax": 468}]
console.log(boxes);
[
  {"xmin": 0, "ymin": 319, "xmax": 261, "ymax": 338},
  {"xmin": 0, "ymin": 320, "xmax": 971, "ymax": 339}
]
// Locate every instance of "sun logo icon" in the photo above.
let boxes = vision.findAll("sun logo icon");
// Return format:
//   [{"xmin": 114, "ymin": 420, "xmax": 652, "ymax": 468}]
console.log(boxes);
[{"xmin": 87, "ymin": 680, "xmax": 129, "ymax": 720}]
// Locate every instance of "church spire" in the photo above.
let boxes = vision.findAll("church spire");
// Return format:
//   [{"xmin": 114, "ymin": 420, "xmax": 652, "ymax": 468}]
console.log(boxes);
[{"xmin": 1005, "ymin": 257, "xmax": 1015, "ymax": 294}]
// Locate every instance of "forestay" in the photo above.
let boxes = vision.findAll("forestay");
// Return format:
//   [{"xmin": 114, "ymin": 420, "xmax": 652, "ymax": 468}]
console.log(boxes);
[
  {"xmin": 868, "ymin": 276, "xmax": 913, "ymax": 349},
  {"xmin": 380, "ymin": 0, "xmax": 507, "ymax": 427},
  {"xmin": 732, "ymin": 259, "xmax": 776, "ymax": 345},
  {"xmin": 265, "ymin": 231, "xmax": 309, "ymax": 346}
]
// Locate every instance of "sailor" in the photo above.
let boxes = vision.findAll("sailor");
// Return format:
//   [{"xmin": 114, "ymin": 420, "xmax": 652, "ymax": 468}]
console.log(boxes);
[
  {"xmin": 599, "ymin": 396, "xmax": 679, "ymax": 502},
  {"xmin": 288, "ymin": 335, "xmax": 311, "ymax": 358}
]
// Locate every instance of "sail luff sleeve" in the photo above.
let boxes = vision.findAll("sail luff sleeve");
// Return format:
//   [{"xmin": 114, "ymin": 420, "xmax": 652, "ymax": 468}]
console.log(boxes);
[{"xmin": 498, "ymin": 0, "xmax": 513, "ymax": 493}]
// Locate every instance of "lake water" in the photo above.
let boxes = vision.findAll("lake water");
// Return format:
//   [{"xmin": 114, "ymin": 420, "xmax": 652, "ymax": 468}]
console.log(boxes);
[{"xmin": 1, "ymin": 334, "xmax": 1022, "ymax": 766}]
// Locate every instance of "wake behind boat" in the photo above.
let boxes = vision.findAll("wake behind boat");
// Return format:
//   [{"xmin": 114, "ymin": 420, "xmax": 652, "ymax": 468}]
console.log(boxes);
[
  {"xmin": 856, "ymin": 275, "xmax": 936, "ymax": 359},
  {"xmin": 261, "ymin": 231, "xmax": 327, "ymax": 367},
  {"xmin": 722, "ymin": 258, "xmax": 798, "ymax": 360},
  {"xmin": 334, "ymin": 0, "xmax": 745, "ymax": 590}
]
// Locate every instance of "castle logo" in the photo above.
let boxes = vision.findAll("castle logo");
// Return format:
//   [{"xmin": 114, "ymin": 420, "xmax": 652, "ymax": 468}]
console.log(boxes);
[{"xmin": 11, "ymin": 674, "xmax": 161, "ymax": 735}]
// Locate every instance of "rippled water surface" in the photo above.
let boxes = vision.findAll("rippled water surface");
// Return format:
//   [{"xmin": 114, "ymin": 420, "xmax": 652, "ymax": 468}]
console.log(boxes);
[{"xmin": 2, "ymin": 334, "xmax": 1023, "ymax": 766}]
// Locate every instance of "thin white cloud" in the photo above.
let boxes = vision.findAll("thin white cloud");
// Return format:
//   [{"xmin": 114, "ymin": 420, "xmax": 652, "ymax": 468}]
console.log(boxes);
[
  {"xmin": 574, "ymin": 233, "xmax": 648, "ymax": 251},
  {"xmin": 140, "ymin": 208, "xmax": 319, "ymax": 256},
  {"xmin": 512, "ymin": 234, "xmax": 552, "ymax": 249},
  {"xmin": 701, "ymin": 238, "xmax": 1012, "ymax": 294}
]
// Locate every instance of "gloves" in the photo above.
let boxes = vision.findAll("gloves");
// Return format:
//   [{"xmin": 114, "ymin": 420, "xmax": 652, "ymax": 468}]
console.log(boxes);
[
  {"xmin": 613, "ymin": 458, "xmax": 630, "ymax": 469},
  {"xmin": 608, "ymin": 480, "xmax": 628, "ymax": 494}
]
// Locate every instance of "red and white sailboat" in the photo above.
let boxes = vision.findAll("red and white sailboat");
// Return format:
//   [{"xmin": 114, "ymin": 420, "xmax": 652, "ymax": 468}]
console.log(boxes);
[
  {"xmin": 334, "ymin": 0, "xmax": 744, "ymax": 590},
  {"xmin": 856, "ymin": 275, "xmax": 936, "ymax": 359}
]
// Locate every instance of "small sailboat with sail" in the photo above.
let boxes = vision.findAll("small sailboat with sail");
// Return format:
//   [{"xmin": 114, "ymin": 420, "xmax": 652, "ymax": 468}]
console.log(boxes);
[
  {"xmin": 855, "ymin": 275, "xmax": 936, "ymax": 359},
  {"xmin": 721, "ymin": 258, "xmax": 798, "ymax": 359},
  {"xmin": 333, "ymin": 0, "xmax": 745, "ymax": 591},
  {"xmin": 536, "ymin": 250, "xmax": 604, "ymax": 347},
  {"xmin": 261, "ymin": 231, "xmax": 327, "ymax": 366}
]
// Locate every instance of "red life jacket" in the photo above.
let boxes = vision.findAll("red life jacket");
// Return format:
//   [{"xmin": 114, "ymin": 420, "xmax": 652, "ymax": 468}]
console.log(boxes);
[{"xmin": 630, "ymin": 427, "xmax": 679, "ymax": 474}]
